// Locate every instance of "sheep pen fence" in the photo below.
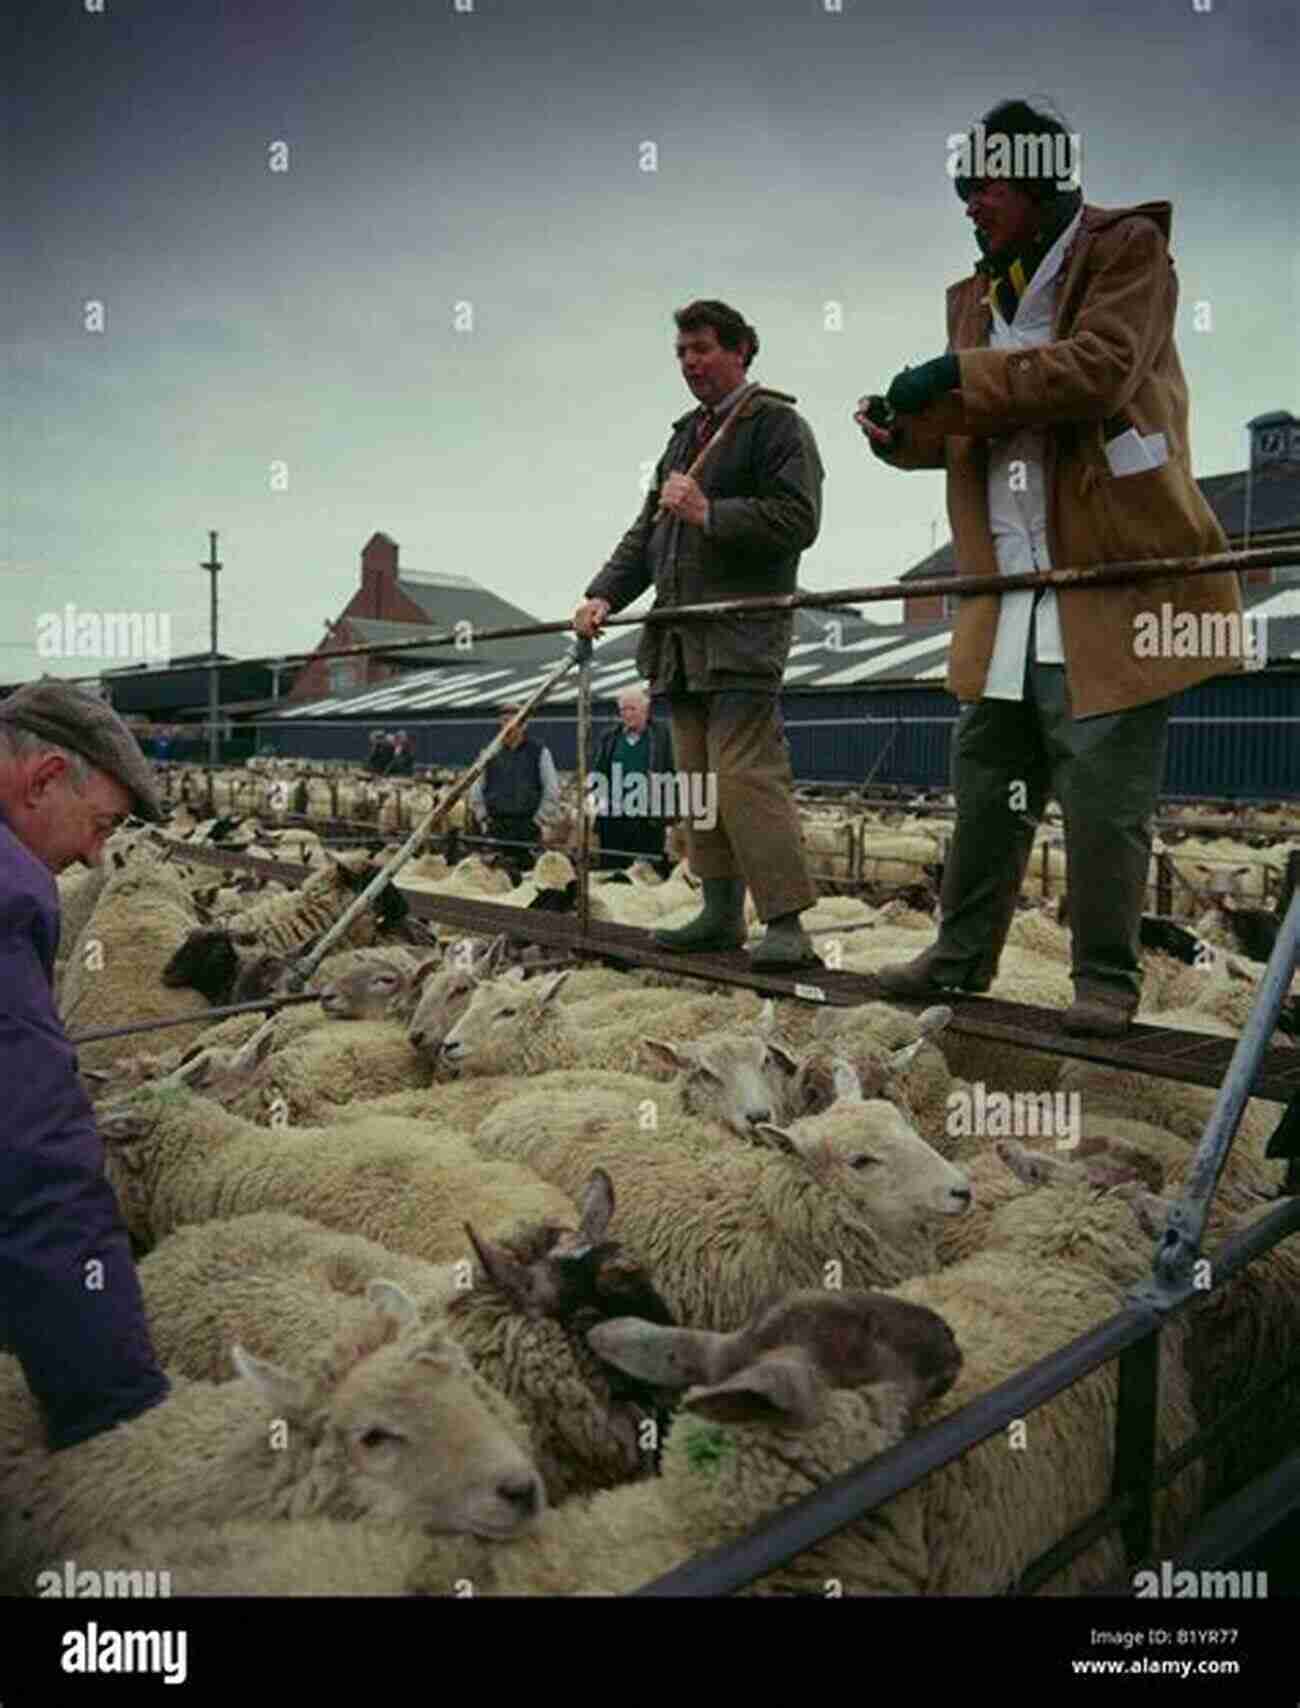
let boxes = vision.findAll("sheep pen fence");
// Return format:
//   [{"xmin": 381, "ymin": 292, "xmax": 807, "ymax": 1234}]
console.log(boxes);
[{"xmin": 60, "ymin": 540, "xmax": 1300, "ymax": 1595}]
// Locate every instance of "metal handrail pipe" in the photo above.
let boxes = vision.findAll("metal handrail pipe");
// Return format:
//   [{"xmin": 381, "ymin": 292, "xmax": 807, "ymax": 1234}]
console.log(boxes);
[{"xmin": 1135, "ymin": 890, "xmax": 1300, "ymax": 1304}]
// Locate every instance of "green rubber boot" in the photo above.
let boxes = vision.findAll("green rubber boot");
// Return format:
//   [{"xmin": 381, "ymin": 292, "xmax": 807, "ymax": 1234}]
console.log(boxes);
[{"xmin": 653, "ymin": 877, "xmax": 747, "ymax": 954}]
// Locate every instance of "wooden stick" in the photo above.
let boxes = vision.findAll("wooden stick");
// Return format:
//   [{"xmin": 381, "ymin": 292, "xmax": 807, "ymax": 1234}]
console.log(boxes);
[{"xmin": 652, "ymin": 383, "xmax": 797, "ymax": 521}]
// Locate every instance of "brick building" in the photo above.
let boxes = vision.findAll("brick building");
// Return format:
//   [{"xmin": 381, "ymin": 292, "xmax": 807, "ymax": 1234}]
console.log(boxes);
[{"xmin": 285, "ymin": 531, "xmax": 551, "ymax": 705}]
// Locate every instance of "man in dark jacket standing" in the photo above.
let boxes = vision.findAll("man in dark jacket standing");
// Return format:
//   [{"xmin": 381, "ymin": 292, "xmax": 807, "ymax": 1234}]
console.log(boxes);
[
  {"xmin": 574, "ymin": 300, "xmax": 822, "ymax": 967},
  {"xmin": 0, "ymin": 680, "xmax": 171, "ymax": 1450},
  {"xmin": 590, "ymin": 686, "xmax": 676, "ymax": 873},
  {"xmin": 469, "ymin": 705, "xmax": 562, "ymax": 874}
]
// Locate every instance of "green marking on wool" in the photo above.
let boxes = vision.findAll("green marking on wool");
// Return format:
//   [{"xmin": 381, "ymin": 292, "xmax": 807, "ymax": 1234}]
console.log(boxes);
[{"xmin": 684, "ymin": 1422, "xmax": 735, "ymax": 1474}]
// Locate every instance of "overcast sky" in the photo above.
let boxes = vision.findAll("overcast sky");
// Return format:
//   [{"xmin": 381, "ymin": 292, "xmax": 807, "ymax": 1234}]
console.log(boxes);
[{"xmin": 6, "ymin": 0, "xmax": 1297, "ymax": 684}]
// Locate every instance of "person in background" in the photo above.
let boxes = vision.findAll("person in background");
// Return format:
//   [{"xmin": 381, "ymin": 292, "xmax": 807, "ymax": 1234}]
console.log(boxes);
[
  {"xmin": 469, "ymin": 705, "xmax": 562, "ymax": 876},
  {"xmin": 387, "ymin": 730, "xmax": 415, "ymax": 777},
  {"xmin": 0, "ymin": 680, "xmax": 171, "ymax": 1450},
  {"xmin": 368, "ymin": 729, "xmax": 395, "ymax": 775},
  {"xmin": 590, "ymin": 685, "xmax": 676, "ymax": 874}
]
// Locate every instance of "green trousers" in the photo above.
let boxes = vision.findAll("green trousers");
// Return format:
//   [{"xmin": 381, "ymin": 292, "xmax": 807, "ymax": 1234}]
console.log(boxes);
[{"xmin": 929, "ymin": 646, "xmax": 1171, "ymax": 1001}]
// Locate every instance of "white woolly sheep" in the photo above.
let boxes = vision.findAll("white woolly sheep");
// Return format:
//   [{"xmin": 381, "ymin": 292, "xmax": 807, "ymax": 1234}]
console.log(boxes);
[
  {"xmin": 56, "ymin": 858, "xmax": 213, "ymax": 1073},
  {"xmin": 96, "ymin": 1087, "xmax": 578, "ymax": 1262},
  {"xmin": 54, "ymin": 1288, "xmax": 965, "ymax": 1596},
  {"xmin": 468, "ymin": 1079, "xmax": 972, "ymax": 1331},
  {"xmin": 438, "ymin": 967, "xmax": 754, "ymax": 1083},
  {"xmin": 130, "ymin": 1183, "xmax": 677, "ymax": 1503},
  {"xmin": 0, "ymin": 1282, "xmax": 544, "ymax": 1595}
]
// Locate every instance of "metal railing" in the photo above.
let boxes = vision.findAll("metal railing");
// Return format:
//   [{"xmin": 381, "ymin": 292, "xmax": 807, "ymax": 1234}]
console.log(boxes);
[
  {"xmin": 62, "ymin": 542, "xmax": 1300, "ymax": 1593},
  {"xmin": 628, "ymin": 892, "xmax": 1300, "ymax": 1594}
]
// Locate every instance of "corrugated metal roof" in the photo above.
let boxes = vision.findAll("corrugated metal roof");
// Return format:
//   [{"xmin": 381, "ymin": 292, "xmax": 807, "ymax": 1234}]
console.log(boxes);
[{"xmin": 262, "ymin": 581, "xmax": 1300, "ymax": 717}]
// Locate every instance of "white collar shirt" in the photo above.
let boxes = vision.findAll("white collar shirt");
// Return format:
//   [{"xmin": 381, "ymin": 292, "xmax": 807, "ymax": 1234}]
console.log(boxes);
[{"xmin": 980, "ymin": 208, "xmax": 1084, "ymax": 699}]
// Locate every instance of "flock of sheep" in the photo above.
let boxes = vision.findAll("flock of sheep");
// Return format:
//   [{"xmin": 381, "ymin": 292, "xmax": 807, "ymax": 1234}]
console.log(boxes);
[{"xmin": 3, "ymin": 759, "xmax": 1297, "ymax": 1597}]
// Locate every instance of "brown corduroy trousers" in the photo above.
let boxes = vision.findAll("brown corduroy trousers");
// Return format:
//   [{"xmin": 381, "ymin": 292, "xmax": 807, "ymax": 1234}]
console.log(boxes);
[{"xmin": 667, "ymin": 691, "xmax": 819, "ymax": 922}]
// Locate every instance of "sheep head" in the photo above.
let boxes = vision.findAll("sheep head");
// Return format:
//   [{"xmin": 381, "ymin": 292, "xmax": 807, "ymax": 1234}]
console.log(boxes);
[
  {"xmin": 994, "ymin": 1137, "xmax": 1164, "ymax": 1195},
  {"xmin": 230, "ymin": 950, "xmax": 298, "ymax": 1005},
  {"xmin": 157, "ymin": 1018, "xmax": 279, "ymax": 1105},
  {"xmin": 755, "ymin": 1100, "xmax": 973, "ymax": 1229},
  {"xmin": 438, "ymin": 966, "xmax": 571, "ymax": 1070},
  {"xmin": 462, "ymin": 1170, "xmax": 672, "ymax": 1330},
  {"xmin": 407, "ymin": 936, "xmax": 509, "ymax": 1057},
  {"xmin": 319, "ymin": 955, "xmax": 431, "ymax": 1021},
  {"xmin": 459, "ymin": 1170, "xmax": 676, "ymax": 1472},
  {"xmin": 589, "ymin": 1289, "xmax": 962, "ymax": 1430},
  {"xmin": 162, "ymin": 927, "xmax": 259, "ymax": 1005},
  {"xmin": 640, "ymin": 1032, "xmax": 783, "ymax": 1136},
  {"xmin": 233, "ymin": 1281, "xmax": 545, "ymax": 1538}
]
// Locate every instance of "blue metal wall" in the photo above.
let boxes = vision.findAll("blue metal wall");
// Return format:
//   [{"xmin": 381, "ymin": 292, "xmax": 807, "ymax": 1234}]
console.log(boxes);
[{"xmin": 253, "ymin": 669, "xmax": 1300, "ymax": 801}]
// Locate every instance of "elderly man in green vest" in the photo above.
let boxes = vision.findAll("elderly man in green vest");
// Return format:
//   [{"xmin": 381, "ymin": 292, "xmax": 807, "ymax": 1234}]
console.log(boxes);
[
  {"xmin": 590, "ymin": 685, "xmax": 676, "ymax": 874},
  {"xmin": 857, "ymin": 98, "xmax": 1244, "ymax": 1036}
]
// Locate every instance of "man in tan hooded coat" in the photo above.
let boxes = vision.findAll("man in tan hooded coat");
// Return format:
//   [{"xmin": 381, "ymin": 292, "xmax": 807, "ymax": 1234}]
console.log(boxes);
[{"xmin": 859, "ymin": 98, "xmax": 1244, "ymax": 1035}]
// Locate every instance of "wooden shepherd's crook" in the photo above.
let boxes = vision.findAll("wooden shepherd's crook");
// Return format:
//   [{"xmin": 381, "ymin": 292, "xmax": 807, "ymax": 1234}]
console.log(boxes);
[{"xmin": 652, "ymin": 383, "xmax": 798, "ymax": 521}]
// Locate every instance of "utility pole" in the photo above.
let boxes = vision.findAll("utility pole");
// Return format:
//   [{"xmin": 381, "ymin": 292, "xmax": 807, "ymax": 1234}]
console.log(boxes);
[{"xmin": 201, "ymin": 530, "xmax": 221, "ymax": 767}]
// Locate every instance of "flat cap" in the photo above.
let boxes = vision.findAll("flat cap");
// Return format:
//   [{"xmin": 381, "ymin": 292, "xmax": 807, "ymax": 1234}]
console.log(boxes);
[{"xmin": 0, "ymin": 680, "xmax": 164, "ymax": 822}]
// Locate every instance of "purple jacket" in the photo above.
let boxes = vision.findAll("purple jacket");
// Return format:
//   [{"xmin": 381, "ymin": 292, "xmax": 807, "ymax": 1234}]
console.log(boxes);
[{"xmin": 0, "ymin": 813, "xmax": 169, "ymax": 1450}]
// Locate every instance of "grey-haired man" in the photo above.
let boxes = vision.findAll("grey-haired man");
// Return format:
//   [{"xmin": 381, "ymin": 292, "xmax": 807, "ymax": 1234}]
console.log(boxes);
[{"xmin": 0, "ymin": 680, "xmax": 171, "ymax": 1450}]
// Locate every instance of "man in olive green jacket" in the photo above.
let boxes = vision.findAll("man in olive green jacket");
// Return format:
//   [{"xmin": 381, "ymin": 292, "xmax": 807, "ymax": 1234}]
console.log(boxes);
[
  {"xmin": 858, "ymin": 99, "xmax": 1245, "ymax": 1036},
  {"xmin": 574, "ymin": 298, "xmax": 822, "ymax": 968}
]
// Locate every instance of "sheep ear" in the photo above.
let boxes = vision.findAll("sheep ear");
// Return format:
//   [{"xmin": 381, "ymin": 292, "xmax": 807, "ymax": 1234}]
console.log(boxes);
[
  {"xmin": 585, "ymin": 1319, "xmax": 716, "ymax": 1389},
  {"xmin": 464, "ymin": 1222, "xmax": 532, "ymax": 1308},
  {"xmin": 641, "ymin": 1037, "xmax": 693, "ymax": 1074},
  {"xmin": 576, "ymin": 1167, "xmax": 615, "ymax": 1245},
  {"xmin": 408, "ymin": 956, "xmax": 444, "ymax": 997},
  {"xmin": 764, "ymin": 1042, "xmax": 800, "ymax": 1080},
  {"xmin": 172, "ymin": 1052, "xmax": 214, "ymax": 1089},
  {"xmin": 501, "ymin": 965, "xmax": 528, "ymax": 985},
  {"xmin": 477, "ymin": 935, "xmax": 509, "ymax": 976},
  {"xmin": 232, "ymin": 1344, "xmax": 309, "ymax": 1414},
  {"xmin": 754, "ymin": 1122, "xmax": 799, "ymax": 1156},
  {"xmin": 96, "ymin": 1104, "xmax": 147, "ymax": 1143},
  {"xmin": 241, "ymin": 1019, "xmax": 278, "ymax": 1067},
  {"xmin": 366, "ymin": 1279, "xmax": 420, "ymax": 1332},
  {"xmin": 915, "ymin": 1005, "xmax": 952, "ymax": 1038},
  {"xmin": 683, "ymin": 1353, "xmax": 825, "ymax": 1430},
  {"xmin": 228, "ymin": 928, "xmax": 261, "ymax": 947},
  {"xmin": 537, "ymin": 969, "xmax": 571, "ymax": 1007}
]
